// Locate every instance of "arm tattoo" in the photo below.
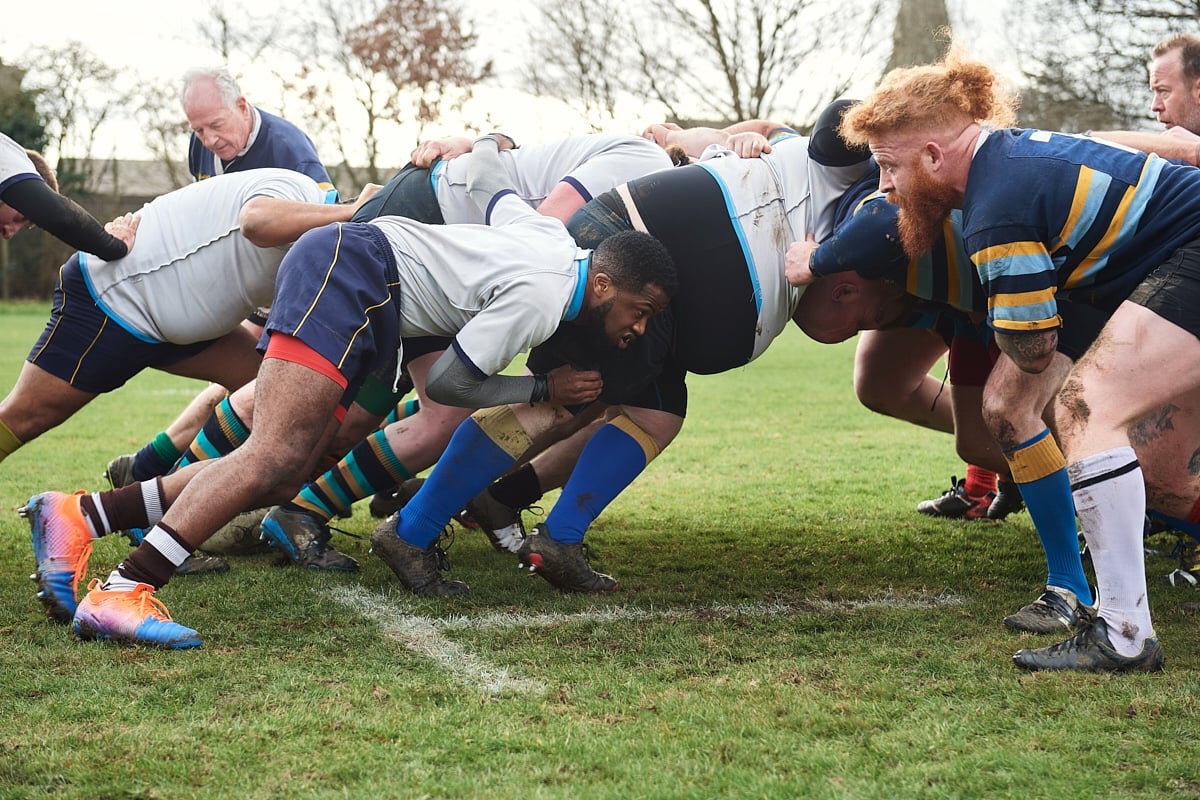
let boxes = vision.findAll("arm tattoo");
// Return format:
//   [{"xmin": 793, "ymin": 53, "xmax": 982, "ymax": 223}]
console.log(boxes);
[{"xmin": 998, "ymin": 330, "xmax": 1058, "ymax": 372}]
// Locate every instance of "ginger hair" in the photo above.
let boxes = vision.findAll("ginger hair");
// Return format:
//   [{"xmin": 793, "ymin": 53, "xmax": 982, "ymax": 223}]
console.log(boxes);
[{"xmin": 840, "ymin": 46, "xmax": 1019, "ymax": 146}]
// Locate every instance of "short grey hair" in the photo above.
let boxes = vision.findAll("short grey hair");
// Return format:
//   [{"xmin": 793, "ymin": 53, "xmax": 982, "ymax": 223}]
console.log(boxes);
[{"xmin": 181, "ymin": 67, "xmax": 243, "ymax": 109}]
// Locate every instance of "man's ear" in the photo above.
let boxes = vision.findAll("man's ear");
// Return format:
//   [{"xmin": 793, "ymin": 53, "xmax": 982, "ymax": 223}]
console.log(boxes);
[
  {"xmin": 590, "ymin": 271, "xmax": 613, "ymax": 300},
  {"xmin": 925, "ymin": 141, "xmax": 945, "ymax": 171},
  {"xmin": 830, "ymin": 281, "xmax": 861, "ymax": 303}
]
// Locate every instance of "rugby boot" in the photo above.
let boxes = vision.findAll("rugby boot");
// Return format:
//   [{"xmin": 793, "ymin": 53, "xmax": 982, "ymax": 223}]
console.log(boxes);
[
  {"xmin": 986, "ymin": 478, "xmax": 1025, "ymax": 520},
  {"xmin": 73, "ymin": 579, "xmax": 202, "ymax": 649},
  {"xmin": 22, "ymin": 491, "xmax": 93, "ymax": 623},
  {"xmin": 462, "ymin": 487, "xmax": 526, "ymax": 554},
  {"xmin": 260, "ymin": 506, "xmax": 359, "ymax": 571},
  {"xmin": 517, "ymin": 524, "xmax": 617, "ymax": 593},
  {"xmin": 1013, "ymin": 617, "xmax": 1163, "ymax": 673},
  {"xmin": 370, "ymin": 516, "xmax": 469, "ymax": 597},
  {"xmin": 1003, "ymin": 585, "xmax": 1097, "ymax": 634},
  {"xmin": 916, "ymin": 476, "xmax": 990, "ymax": 520}
]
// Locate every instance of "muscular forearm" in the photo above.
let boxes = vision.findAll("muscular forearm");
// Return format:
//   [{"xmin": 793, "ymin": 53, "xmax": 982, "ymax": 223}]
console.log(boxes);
[
  {"xmin": 425, "ymin": 349, "xmax": 541, "ymax": 408},
  {"xmin": 3, "ymin": 180, "xmax": 128, "ymax": 259},
  {"xmin": 1090, "ymin": 130, "xmax": 1200, "ymax": 165},
  {"xmin": 239, "ymin": 198, "xmax": 356, "ymax": 247}
]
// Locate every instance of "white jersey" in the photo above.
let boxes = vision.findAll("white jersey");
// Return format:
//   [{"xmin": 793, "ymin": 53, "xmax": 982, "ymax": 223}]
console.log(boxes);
[
  {"xmin": 0, "ymin": 133, "xmax": 40, "ymax": 195},
  {"xmin": 370, "ymin": 196, "xmax": 584, "ymax": 377},
  {"xmin": 693, "ymin": 136, "xmax": 871, "ymax": 362},
  {"xmin": 434, "ymin": 134, "xmax": 671, "ymax": 223},
  {"xmin": 81, "ymin": 169, "xmax": 329, "ymax": 344}
]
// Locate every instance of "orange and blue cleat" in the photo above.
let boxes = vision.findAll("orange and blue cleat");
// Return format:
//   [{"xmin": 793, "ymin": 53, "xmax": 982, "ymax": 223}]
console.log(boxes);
[
  {"xmin": 22, "ymin": 491, "xmax": 94, "ymax": 623},
  {"xmin": 73, "ymin": 580, "xmax": 201, "ymax": 649}
]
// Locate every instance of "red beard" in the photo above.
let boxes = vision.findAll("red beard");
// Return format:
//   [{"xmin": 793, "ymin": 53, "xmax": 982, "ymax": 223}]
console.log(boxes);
[{"xmin": 895, "ymin": 157, "xmax": 959, "ymax": 259}]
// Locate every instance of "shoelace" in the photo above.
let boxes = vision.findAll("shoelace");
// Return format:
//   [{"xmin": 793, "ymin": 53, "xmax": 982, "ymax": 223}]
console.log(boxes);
[
  {"xmin": 1038, "ymin": 622, "xmax": 1097, "ymax": 656},
  {"xmin": 126, "ymin": 583, "xmax": 175, "ymax": 622},
  {"xmin": 68, "ymin": 541, "xmax": 94, "ymax": 596},
  {"xmin": 432, "ymin": 525, "xmax": 457, "ymax": 571},
  {"xmin": 86, "ymin": 578, "xmax": 174, "ymax": 621}
]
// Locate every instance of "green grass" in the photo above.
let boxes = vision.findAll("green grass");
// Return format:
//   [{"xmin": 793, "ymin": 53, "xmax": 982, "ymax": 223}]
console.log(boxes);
[{"xmin": 2, "ymin": 302, "xmax": 1199, "ymax": 799}]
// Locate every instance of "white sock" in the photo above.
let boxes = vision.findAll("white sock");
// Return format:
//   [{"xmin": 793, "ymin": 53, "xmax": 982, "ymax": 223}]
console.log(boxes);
[
  {"xmin": 141, "ymin": 479, "xmax": 165, "ymax": 525},
  {"xmin": 86, "ymin": 492, "xmax": 108, "ymax": 539},
  {"xmin": 101, "ymin": 570, "xmax": 140, "ymax": 592},
  {"xmin": 1069, "ymin": 446, "xmax": 1154, "ymax": 657}
]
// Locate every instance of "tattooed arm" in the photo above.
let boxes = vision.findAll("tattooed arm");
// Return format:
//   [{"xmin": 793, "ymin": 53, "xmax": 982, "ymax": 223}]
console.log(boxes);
[{"xmin": 995, "ymin": 329, "xmax": 1058, "ymax": 374}]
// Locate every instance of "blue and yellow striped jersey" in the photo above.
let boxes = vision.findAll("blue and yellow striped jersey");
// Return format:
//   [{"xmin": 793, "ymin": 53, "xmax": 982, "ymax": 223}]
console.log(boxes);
[{"xmin": 965, "ymin": 128, "xmax": 1200, "ymax": 332}]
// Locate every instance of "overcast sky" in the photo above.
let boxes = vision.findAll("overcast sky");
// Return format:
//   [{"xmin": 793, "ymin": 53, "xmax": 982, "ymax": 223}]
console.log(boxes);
[{"xmin": 3, "ymin": 0, "xmax": 1018, "ymax": 163}]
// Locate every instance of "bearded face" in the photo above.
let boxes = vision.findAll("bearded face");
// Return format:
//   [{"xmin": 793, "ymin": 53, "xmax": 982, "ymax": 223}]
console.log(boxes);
[{"xmin": 895, "ymin": 153, "xmax": 959, "ymax": 259}]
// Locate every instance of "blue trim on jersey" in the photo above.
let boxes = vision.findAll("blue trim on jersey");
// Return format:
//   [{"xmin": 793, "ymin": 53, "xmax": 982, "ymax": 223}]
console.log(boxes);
[
  {"xmin": 484, "ymin": 188, "xmax": 517, "ymax": 225},
  {"xmin": 451, "ymin": 339, "xmax": 488, "ymax": 379},
  {"xmin": 694, "ymin": 161, "xmax": 762, "ymax": 314},
  {"xmin": 323, "ymin": 188, "xmax": 339, "ymax": 204},
  {"xmin": 430, "ymin": 159, "xmax": 445, "ymax": 198},
  {"xmin": 76, "ymin": 254, "xmax": 161, "ymax": 344},
  {"xmin": 561, "ymin": 176, "xmax": 591, "ymax": 203},
  {"xmin": 563, "ymin": 256, "xmax": 588, "ymax": 322}
]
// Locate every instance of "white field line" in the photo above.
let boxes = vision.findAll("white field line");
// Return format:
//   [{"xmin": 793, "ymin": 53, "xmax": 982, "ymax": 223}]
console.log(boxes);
[{"xmin": 326, "ymin": 585, "xmax": 964, "ymax": 697}]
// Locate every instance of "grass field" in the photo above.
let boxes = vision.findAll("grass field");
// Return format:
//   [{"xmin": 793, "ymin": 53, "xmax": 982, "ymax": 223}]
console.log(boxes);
[{"xmin": 1, "ymin": 301, "xmax": 1198, "ymax": 799}]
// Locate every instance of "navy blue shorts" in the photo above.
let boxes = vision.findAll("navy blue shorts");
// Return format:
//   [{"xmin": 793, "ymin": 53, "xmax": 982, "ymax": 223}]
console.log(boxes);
[
  {"xmin": 1128, "ymin": 235, "xmax": 1200, "ymax": 340},
  {"xmin": 264, "ymin": 222, "xmax": 402, "ymax": 399},
  {"xmin": 28, "ymin": 255, "xmax": 214, "ymax": 394}
]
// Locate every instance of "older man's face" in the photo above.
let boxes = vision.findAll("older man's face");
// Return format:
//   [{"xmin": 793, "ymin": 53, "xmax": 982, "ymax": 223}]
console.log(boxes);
[{"xmin": 184, "ymin": 79, "xmax": 253, "ymax": 162}]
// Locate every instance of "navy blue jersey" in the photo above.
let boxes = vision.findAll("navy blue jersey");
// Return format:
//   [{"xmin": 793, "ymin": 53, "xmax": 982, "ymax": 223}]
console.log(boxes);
[
  {"xmin": 187, "ymin": 108, "xmax": 333, "ymax": 191},
  {"xmin": 965, "ymin": 128, "xmax": 1200, "ymax": 332}
]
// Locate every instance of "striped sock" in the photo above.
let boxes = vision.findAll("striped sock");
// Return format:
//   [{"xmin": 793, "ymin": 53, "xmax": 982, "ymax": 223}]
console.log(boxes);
[{"xmin": 290, "ymin": 429, "xmax": 412, "ymax": 521}]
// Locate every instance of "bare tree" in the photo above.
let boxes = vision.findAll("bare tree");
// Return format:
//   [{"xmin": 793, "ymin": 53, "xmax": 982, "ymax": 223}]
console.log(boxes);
[
  {"xmin": 1007, "ymin": 0, "xmax": 1200, "ymax": 131},
  {"xmin": 288, "ymin": 0, "xmax": 492, "ymax": 185},
  {"xmin": 525, "ymin": 0, "xmax": 655, "ymax": 130},
  {"xmin": 24, "ymin": 42, "xmax": 128, "ymax": 193},
  {"xmin": 526, "ymin": 0, "xmax": 888, "ymax": 129},
  {"xmin": 196, "ymin": 0, "xmax": 288, "ymax": 62},
  {"xmin": 132, "ymin": 76, "xmax": 192, "ymax": 191},
  {"xmin": 886, "ymin": 0, "xmax": 951, "ymax": 71}
]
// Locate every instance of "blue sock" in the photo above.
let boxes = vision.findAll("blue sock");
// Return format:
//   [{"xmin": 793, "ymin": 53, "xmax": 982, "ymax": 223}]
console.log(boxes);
[
  {"xmin": 1008, "ymin": 429, "xmax": 1093, "ymax": 605},
  {"xmin": 544, "ymin": 422, "xmax": 649, "ymax": 544},
  {"xmin": 397, "ymin": 417, "xmax": 515, "ymax": 549}
]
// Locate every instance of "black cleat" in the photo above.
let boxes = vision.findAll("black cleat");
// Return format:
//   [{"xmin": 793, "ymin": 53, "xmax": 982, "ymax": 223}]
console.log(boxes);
[
  {"xmin": 1003, "ymin": 586, "xmax": 1096, "ymax": 634},
  {"xmin": 987, "ymin": 478, "xmax": 1025, "ymax": 520},
  {"xmin": 517, "ymin": 524, "xmax": 616, "ymax": 593},
  {"xmin": 1013, "ymin": 617, "xmax": 1164, "ymax": 673},
  {"xmin": 462, "ymin": 488, "xmax": 526, "ymax": 554},
  {"xmin": 916, "ymin": 476, "xmax": 989, "ymax": 520},
  {"xmin": 370, "ymin": 516, "xmax": 468, "ymax": 597},
  {"xmin": 260, "ymin": 506, "xmax": 359, "ymax": 571}
]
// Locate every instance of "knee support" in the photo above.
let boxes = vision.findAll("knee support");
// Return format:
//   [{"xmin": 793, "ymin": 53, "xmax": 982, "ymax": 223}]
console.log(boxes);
[{"xmin": 470, "ymin": 405, "xmax": 533, "ymax": 459}]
